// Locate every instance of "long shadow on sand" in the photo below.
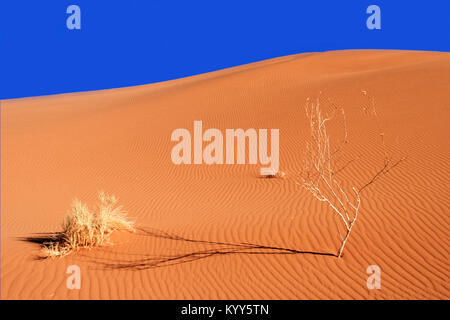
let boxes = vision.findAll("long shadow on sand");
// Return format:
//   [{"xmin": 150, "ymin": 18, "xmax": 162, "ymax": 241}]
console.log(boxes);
[
  {"xmin": 21, "ymin": 227, "xmax": 337, "ymax": 270},
  {"xmin": 89, "ymin": 227, "xmax": 336, "ymax": 270}
]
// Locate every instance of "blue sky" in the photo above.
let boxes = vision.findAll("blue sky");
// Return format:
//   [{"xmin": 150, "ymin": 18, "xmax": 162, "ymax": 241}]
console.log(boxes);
[{"xmin": 0, "ymin": 0, "xmax": 448, "ymax": 99}]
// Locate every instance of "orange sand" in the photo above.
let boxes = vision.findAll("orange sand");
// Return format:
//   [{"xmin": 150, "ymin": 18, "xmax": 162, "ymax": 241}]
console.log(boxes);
[{"xmin": 1, "ymin": 50, "xmax": 449, "ymax": 299}]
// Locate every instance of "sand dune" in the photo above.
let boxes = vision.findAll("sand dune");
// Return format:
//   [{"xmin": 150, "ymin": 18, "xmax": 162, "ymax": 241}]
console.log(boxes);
[{"xmin": 1, "ymin": 50, "xmax": 449, "ymax": 299}]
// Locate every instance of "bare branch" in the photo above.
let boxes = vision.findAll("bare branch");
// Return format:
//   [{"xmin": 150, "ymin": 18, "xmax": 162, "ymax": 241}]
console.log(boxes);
[{"xmin": 301, "ymin": 96, "xmax": 404, "ymax": 257}]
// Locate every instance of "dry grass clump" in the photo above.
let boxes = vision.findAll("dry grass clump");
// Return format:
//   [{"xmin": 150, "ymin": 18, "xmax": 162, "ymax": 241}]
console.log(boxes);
[
  {"xmin": 264, "ymin": 170, "xmax": 286, "ymax": 179},
  {"xmin": 43, "ymin": 191, "xmax": 135, "ymax": 258}
]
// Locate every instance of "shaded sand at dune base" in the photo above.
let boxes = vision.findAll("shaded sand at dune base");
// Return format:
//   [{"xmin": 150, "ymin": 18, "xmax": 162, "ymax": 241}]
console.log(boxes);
[{"xmin": 1, "ymin": 50, "xmax": 449, "ymax": 299}]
